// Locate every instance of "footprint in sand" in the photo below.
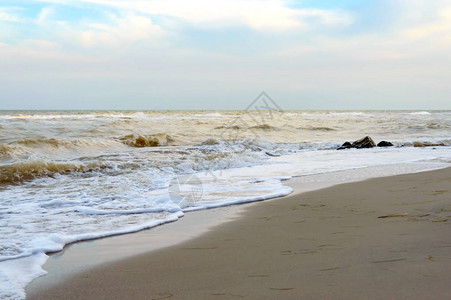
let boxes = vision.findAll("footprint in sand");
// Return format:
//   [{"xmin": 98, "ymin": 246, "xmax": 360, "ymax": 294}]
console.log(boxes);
[{"xmin": 269, "ymin": 287, "xmax": 294, "ymax": 291}]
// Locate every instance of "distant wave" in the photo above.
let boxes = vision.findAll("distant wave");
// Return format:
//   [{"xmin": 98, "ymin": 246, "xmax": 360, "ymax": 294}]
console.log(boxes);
[
  {"xmin": 215, "ymin": 124, "xmax": 277, "ymax": 131},
  {"xmin": 406, "ymin": 111, "xmax": 431, "ymax": 115},
  {"xmin": 402, "ymin": 121, "xmax": 449, "ymax": 131},
  {"xmin": 426, "ymin": 122, "xmax": 449, "ymax": 129},
  {"xmin": 0, "ymin": 112, "xmax": 145, "ymax": 120},
  {"xmin": 298, "ymin": 126, "xmax": 336, "ymax": 131},
  {"xmin": 214, "ymin": 125, "xmax": 241, "ymax": 130},
  {"xmin": 14, "ymin": 138, "xmax": 77, "ymax": 147},
  {"xmin": 249, "ymin": 124, "xmax": 276, "ymax": 130}
]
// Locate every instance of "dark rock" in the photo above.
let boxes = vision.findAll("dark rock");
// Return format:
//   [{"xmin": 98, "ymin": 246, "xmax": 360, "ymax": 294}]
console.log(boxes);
[
  {"xmin": 337, "ymin": 136, "xmax": 376, "ymax": 150},
  {"xmin": 377, "ymin": 141, "xmax": 394, "ymax": 147},
  {"xmin": 351, "ymin": 136, "xmax": 376, "ymax": 149},
  {"xmin": 337, "ymin": 141, "xmax": 352, "ymax": 150}
]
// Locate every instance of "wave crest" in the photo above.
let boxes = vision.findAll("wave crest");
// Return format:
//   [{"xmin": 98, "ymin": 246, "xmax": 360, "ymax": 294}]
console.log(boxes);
[
  {"xmin": 412, "ymin": 141, "xmax": 447, "ymax": 147},
  {"xmin": 249, "ymin": 124, "xmax": 276, "ymax": 130},
  {"xmin": 0, "ymin": 138, "xmax": 125, "ymax": 161},
  {"xmin": 0, "ymin": 144, "xmax": 31, "ymax": 160},
  {"xmin": 214, "ymin": 125, "xmax": 241, "ymax": 130},
  {"xmin": 200, "ymin": 138, "xmax": 221, "ymax": 145},
  {"xmin": 0, "ymin": 161, "xmax": 110, "ymax": 184},
  {"xmin": 401, "ymin": 140, "xmax": 451, "ymax": 147},
  {"xmin": 298, "ymin": 126, "xmax": 336, "ymax": 131}
]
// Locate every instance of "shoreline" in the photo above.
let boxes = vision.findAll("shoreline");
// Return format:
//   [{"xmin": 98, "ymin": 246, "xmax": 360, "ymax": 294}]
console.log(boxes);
[
  {"xmin": 25, "ymin": 204, "xmax": 246, "ymax": 293},
  {"xmin": 25, "ymin": 163, "xmax": 440, "ymax": 294},
  {"xmin": 27, "ymin": 167, "xmax": 451, "ymax": 299}
]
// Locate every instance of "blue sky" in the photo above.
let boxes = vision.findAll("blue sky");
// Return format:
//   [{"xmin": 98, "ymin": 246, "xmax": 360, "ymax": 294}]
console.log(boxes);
[{"xmin": 0, "ymin": 0, "xmax": 450, "ymax": 110}]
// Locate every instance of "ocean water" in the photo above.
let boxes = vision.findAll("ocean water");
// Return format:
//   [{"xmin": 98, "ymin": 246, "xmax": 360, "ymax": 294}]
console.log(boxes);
[{"xmin": 0, "ymin": 109, "xmax": 450, "ymax": 298}]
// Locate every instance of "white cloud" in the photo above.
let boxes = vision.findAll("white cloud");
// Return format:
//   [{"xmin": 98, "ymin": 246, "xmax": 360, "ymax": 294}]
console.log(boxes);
[
  {"xmin": 79, "ymin": 13, "xmax": 163, "ymax": 47},
  {"xmin": 2, "ymin": 0, "xmax": 450, "ymax": 110},
  {"xmin": 0, "ymin": 8, "xmax": 21, "ymax": 22},
  {"xmin": 73, "ymin": 0, "xmax": 353, "ymax": 31},
  {"xmin": 25, "ymin": 39, "xmax": 60, "ymax": 50},
  {"xmin": 403, "ymin": 7, "xmax": 451, "ymax": 43},
  {"xmin": 37, "ymin": 6, "xmax": 54, "ymax": 24},
  {"xmin": 37, "ymin": 0, "xmax": 71, "ymax": 3},
  {"xmin": 14, "ymin": 0, "xmax": 352, "ymax": 51},
  {"xmin": 277, "ymin": 0, "xmax": 451, "ymax": 62}
]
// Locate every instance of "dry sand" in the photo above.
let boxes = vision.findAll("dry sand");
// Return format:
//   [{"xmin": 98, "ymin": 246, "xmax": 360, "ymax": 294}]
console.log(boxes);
[{"xmin": 27, "ymin": 168, "xmax": 451, "ymax": 299}]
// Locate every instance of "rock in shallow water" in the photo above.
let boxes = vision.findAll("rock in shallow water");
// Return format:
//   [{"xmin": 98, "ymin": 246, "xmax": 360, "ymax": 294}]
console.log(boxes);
[
  {"xmin": 377, "ymin": 141, "xmax": 394, "ymax": 147},
  {"xmin": 337, "ymin": 141, "xmax": 352, "ymax": 150},
  {"xmin": 352, "ymin": 136, "xmax": 376, "ymax": 148},
  {"xmin": 337, "ymin": 136, "xmax": 376, "ymax": 150}
]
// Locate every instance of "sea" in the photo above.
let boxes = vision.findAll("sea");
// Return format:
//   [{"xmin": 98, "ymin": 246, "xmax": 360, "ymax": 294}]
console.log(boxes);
[{"xmin": 0, "ymin": 109, "xmax": 450, "ymax": 298}]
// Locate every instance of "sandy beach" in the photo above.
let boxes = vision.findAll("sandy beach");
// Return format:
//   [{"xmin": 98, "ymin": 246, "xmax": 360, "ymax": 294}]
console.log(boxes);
[{"xmin": 27, "ymin": 167, "xmax": 451, "ymax": 299}]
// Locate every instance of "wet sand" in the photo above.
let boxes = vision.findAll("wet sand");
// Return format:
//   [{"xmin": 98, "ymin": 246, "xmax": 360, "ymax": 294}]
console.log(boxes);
[{"xmin": 27, "ymin": 168, "xmax": 451, "ymax": 299}]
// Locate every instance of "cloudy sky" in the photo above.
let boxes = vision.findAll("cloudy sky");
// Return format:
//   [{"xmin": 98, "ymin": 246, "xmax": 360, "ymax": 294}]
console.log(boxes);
[{"xmin": 0, "ymin": 0, "xmax": 450, "ymax": 110}]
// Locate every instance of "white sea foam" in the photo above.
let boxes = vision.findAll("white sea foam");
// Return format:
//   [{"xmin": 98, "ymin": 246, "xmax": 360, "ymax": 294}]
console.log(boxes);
[
  {"xmin": 0, "ymin": 253, "xmax": 48, "ymax": 299},
  {"xmin": 0, "ymin": 211, "xmax": 184, "ymax": 299}
]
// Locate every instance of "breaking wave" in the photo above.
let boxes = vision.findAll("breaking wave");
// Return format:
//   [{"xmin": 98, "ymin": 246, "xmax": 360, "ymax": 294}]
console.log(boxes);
[
  {"xmin": 11, "ymin": 138, "xmax": 119, "ymax": 149},
  {"xmin": 0, "ymin": 144, "xmax": 31, "ymax": 160},
  {"xmin": 0, "ymin": 161, "xmax": 111, "ymax": 185},
  {"xmin": 0, "ymin": 136, "xmax": 299, "ymax": 186},
  {"xmin": 0, "ymin": 138, "xmax": 125, "ymax": 161}
]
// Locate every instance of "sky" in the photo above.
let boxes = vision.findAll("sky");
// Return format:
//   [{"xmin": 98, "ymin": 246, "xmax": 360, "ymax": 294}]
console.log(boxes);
[{"xmin": 0, "ymin": 0, "xmax": 450, "ymax": 110}]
